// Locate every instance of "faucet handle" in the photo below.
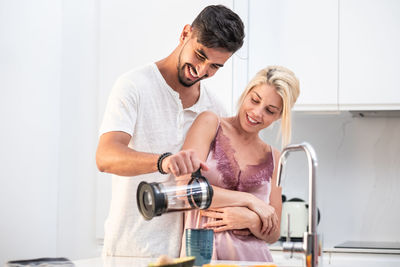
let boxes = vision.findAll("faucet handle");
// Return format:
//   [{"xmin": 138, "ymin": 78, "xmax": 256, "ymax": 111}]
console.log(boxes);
[
  {"xmin": 282, "ymin": 213, "xmax": 305, "ymax": 259},
  {"xmin": 286, "ymin": 213, "xmax": 291, "ymax": 242},
  {"xmin": 282, "ymin": 241, "xmax": 305, "ymax": 260}
]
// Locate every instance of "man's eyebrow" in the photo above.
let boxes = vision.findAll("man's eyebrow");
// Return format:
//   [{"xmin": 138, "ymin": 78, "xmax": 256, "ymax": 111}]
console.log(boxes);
[
  {"xmin": 196, "ymin": 49, "xmax": 224, "ymax": 67},
  {"xmin": 196, "ymin": 49, "xmax": 208, "ymax": 59}
]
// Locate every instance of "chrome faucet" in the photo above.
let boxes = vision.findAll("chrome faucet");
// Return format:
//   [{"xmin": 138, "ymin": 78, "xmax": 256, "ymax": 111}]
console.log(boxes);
[{"xmin": 276, "ymin": 142, "xmax": 320, "ymax": 267}]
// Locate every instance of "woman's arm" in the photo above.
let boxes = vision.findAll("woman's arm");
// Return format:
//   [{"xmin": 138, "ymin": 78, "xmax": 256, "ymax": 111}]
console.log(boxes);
[
  {"xmin": 201, "ymin": 148, "xmax": 283, "ymax": 243},
  {"xmin": 160, "ymin": 111, "xmax": 219, "ymax": 180},
  {"xmin": 250, "ymin": 148, "xmax": 283, "ymax": 243},
  {"xmin": 171, "ymin": 113, "xmax": 267, "ymax": 216},
  {"xmin": 210, "ymin": 186, "xmax": 277, "ymax": 234},
  {"xmin": 173, "ymin": 112, "xmax": 281, "ymax": 239}
]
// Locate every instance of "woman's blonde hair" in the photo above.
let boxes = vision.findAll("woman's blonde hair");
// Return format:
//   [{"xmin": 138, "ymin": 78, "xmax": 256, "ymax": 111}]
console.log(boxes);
[{"xmin": 237, "ymin": 66, "xmax": 300, "ymax": 148}]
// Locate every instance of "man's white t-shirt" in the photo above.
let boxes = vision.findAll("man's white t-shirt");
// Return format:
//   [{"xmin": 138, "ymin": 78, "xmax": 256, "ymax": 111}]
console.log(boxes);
[{"xmin": 99, "ymin": 63, "xmax": 226, "ymax": 257}]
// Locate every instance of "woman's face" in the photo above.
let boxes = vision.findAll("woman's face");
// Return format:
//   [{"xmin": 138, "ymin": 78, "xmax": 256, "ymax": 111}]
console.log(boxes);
[{"xmin": 238, "ymin": 83, "xmax": 283, "ymax": 133}]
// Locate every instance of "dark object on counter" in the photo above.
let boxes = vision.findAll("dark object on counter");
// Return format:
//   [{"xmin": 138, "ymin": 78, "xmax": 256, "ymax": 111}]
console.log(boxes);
[
  {"xmin": 334, "ymin": 241, "xmax": 400, "ymax": 250},
  {"xmin": 6, "ymin": 257, "xmax": 74, "ymax": 266},
  {"xmin": 137, "ymin": 169, "xmax": 213, "ymax": 220}
]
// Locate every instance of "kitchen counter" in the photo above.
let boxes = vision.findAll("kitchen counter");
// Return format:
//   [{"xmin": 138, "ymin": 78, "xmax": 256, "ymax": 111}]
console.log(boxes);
[
  {"xmin": 269, "ymin": 244, "xmax": 400, "ymax": 255},
  {"xmin": 72, "ymin": 257, "xmax": 299, "ymax": 267},
  {"xmin": 73, "ymin": 251, "xmax": 400, "ymax": 267}
]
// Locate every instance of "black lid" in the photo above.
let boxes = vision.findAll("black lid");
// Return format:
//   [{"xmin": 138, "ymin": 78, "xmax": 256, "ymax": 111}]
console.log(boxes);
[{"xmin": 137, "ymin": 181, "xmax": 167, "ymax": 220}]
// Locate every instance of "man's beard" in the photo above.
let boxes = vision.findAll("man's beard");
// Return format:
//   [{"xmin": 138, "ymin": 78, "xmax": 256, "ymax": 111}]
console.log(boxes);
[
  {"xmin": 177, "ymin": 53, "xmax": 204, "ymax": 87},
  {"xmin": 177, "ymin": 63, "xmax": 200, "ymax": 87}
]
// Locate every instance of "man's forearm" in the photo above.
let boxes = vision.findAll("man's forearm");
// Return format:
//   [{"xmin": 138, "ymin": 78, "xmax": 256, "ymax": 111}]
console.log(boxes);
[{"xmin": 96, "ymin": 143, "xmax": 159, "ymax": 176}]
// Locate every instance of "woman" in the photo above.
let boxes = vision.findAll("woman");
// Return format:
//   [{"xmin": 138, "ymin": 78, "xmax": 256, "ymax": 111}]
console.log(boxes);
[{"xmin": 164, "ymin": 66, "xmax": 300, "ymax": 261}]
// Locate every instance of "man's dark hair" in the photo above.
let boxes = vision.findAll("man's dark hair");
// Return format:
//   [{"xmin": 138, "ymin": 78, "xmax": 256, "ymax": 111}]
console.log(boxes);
[{"xmin": 191, "ymin": 5, "xmax": 245, "ymax": 53}]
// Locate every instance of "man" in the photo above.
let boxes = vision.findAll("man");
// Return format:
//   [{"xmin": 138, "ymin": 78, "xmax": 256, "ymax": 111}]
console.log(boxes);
[{"xmin": 96, "ymin": 5, "xmax": 245, "ymax": 257}]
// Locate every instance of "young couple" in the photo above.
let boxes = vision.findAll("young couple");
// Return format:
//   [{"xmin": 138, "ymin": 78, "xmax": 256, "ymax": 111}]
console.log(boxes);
[{"xmin": 96, "ymin": 4, "xmax": 299, "ymax": 262}]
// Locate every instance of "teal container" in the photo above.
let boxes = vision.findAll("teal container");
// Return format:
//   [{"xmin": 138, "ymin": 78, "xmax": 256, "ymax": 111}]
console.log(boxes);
[{"xmin": 185, "ymin": 228, "xmax": 214, "ymax": 266}]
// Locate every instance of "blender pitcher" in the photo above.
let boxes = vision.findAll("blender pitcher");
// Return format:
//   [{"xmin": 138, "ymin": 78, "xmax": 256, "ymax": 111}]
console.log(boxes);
[{"xmin": 137, "ymin": 169, "xmax": 213, "ymax": 220}]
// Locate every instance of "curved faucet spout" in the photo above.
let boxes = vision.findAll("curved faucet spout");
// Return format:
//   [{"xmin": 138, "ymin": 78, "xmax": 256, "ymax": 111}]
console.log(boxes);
[
  {"xmin": 276, "ymin": 142, "xmax": 318, "ymax": 187},
  {"xmin": 275, "ymin": 142, "xmax": 319, "ymax": 267}
]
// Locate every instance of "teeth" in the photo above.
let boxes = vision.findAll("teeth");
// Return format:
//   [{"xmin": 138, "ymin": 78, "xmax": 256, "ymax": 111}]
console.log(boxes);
[
  {"xmin": 247, "ymin": 115, "xmax": 258, "ymax": 124},
  {"xmin": 189, "ymin": 66, "xmax": 198, "ymax": 78}
]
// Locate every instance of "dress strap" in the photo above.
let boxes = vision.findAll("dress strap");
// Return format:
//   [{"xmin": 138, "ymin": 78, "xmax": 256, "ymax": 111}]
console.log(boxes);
[
  {"xmin": 270, "ymin": 145, "xmax": 280, "ymax": 174},
  {"xmin": 270, "ymin": 145, "xmax": 274, "ymax": 166},
  {"xmin": 214, "ymin": 115, "xmax": 221, "ymax": 136}
]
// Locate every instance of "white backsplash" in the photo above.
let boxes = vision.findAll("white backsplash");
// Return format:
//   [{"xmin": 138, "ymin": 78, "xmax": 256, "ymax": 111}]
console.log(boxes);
[{"xmin": 260, "ymin": 111, "xmax": 400, "ymax": 248}]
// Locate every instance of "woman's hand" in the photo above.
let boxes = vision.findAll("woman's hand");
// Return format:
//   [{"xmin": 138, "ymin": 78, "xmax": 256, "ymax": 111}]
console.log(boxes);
[
  {"xmin": 201, "ymin": 207, "xmax": 256, "ymax": 233},
  {"xmin": 247, "ymin": 196, "xmax": 279, "ymax": 235},
  {"xmin": 201, "ymin": 206, "xmax": 280, "ymax": 243},
  {"xmin": 161, "ymin": 149, "xmax": 208, "ymax": 177}
]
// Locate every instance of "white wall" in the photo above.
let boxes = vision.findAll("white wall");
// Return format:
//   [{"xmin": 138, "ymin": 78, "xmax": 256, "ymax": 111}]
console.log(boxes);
[
  {"xmin": 56, "ymin": 0, "xmax": 99, "ymax": 260},
  {"xmin": 0, "ymin": 0, "xmax": 61, "ymax": 264},
  {"xmin": 261, "ymin": 112, "xmax": 400, "ymax": 247},
  {"xmin": 0, "ymin": 0, "xmax": 99, "ymax": 265}
]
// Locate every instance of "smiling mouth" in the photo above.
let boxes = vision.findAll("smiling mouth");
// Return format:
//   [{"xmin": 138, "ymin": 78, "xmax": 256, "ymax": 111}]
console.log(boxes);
[
  {"xmin": 187, "ymin": 64, "xmax": 199, "ymax": 79},
  {"xmin": 246, "ymin": 114, "xmax": 260, "ymax": 125}
]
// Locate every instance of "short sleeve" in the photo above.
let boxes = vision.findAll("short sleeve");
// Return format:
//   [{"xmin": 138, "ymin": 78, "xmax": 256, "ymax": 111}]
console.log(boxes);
[{"xmin": 99, "ymin": 77, "xmax": 139, "ymax": 137}]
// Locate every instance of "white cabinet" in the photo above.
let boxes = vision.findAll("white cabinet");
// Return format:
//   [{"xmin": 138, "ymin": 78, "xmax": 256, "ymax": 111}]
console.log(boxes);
[
  {"xmin": 270, "ymin": 250, "xmax": 400, "ymax": 267},
  {"xmin": 328, "ymin": 252, "xmax": 400, "ymax": 267},
  {"xmin": 238, "ymin": 0, "xmax": 400, "ymax": 111},
  {"xmin": 244, "ymin": 0, "xmax": 339, "ymax": 111},
  {"xmin": 339, "ymin": 0, "xmax": 400, "ymax": 110}
]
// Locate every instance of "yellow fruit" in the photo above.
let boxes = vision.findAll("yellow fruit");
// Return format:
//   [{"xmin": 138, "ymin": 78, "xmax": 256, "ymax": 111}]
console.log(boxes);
[{"xmin": 148, "ymin": 256, "xmax": 195, "ymax": 267}]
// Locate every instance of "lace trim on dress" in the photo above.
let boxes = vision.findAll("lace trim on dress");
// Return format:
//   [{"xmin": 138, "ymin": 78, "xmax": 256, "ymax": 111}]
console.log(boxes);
[
  {"xmin": 210, "ymin": 125, "xmax": 274, "ymax": 192},
  {"xmin": 210, "ymin": 125, "xmax": 240, "ymax": 190}
]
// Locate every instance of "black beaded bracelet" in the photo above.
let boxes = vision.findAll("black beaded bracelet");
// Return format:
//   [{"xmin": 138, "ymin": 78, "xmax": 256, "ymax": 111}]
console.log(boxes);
[{"xmin": 157, "ymin": 152, "xmax": 172, "ymax": 174}]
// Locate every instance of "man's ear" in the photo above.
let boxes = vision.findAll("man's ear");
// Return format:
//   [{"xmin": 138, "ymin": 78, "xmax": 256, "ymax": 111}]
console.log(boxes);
[{"xmin": 180, "ymin": 24, "xmax": 193, "ymax": 43}]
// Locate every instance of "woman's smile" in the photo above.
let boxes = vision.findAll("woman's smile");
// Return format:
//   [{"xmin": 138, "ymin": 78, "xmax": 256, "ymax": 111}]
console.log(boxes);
[{"xmin": 246, "ymin": 113, "xmax": 261, "ymax": 126}]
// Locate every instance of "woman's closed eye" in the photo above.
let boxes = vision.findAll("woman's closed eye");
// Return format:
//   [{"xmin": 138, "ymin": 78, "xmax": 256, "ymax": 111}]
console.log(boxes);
[{"xmin": 265, "ymin": 108, "xmax": 275, "ymax": 115}]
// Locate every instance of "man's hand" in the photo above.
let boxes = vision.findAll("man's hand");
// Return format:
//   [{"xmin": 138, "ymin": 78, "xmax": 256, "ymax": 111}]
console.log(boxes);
[{"xmin": 161, "ymin": 149, "xmax": 208, "ymax": 177}]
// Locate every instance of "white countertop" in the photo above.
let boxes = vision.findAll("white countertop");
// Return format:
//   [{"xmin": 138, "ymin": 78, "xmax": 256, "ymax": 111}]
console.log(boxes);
[
  {"xmin": 73, "ymin": 251, "xmax": 400, "ymax": 267},
  {"xmin": 72, "ymin": 257, "xmax": 293, "ymax": 267},
  {"xmin": 77, "ymin": 241, "xmax": 400, "ymax": 267},
  {"xmin": 269, "ymin": 245, "xmax": 400, "ymax": 255}
]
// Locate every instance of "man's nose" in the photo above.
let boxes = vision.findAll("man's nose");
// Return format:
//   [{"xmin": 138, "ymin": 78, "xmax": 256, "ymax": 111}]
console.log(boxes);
[{"xmin": 195, "ymin": 63, "xmax": 209, "ymax": 78}]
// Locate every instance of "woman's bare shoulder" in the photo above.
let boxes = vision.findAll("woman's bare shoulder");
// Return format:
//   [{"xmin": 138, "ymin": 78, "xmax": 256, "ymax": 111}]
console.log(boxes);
[
  {"xmin": 258, "ymin": 141, "xmax": 281, "ymax": 158},
  {"xmin": 269, "ymin": 145, "xmax": 281, "ymax": 160},
  {"xmin": 195, "ymin": 111, "xmax": 220, "ymax": 126}
]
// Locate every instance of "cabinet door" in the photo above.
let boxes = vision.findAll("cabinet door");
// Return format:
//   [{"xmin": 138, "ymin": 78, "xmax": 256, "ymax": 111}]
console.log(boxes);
[
  {"xmin": 339, "ymin": 0, "xmax": 400, "ymax": 110},
  {"xmin": 244, "ymin": 0, "xmax": 339, "ymax": 111}
]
